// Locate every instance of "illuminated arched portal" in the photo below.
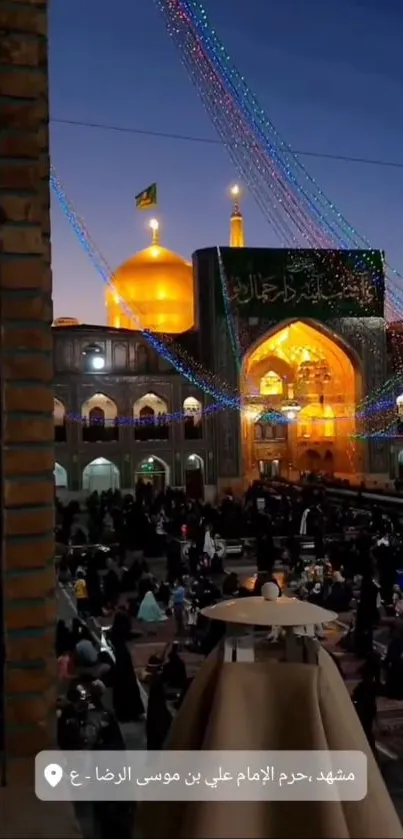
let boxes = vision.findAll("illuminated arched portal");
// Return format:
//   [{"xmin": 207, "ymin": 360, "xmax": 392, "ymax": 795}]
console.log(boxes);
[
  {"xmin": 135, "ymin": 456, "xmax": 169, "ymax": 492},
  {"xmin": 241, "ymin": 320, "xmax": 361, "ymax": 481}
]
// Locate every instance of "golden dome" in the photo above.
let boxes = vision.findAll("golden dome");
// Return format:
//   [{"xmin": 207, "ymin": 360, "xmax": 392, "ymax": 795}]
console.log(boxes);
[{"xmin": 106, "ymin": 231, "xmax": 194, "ymax": 333}]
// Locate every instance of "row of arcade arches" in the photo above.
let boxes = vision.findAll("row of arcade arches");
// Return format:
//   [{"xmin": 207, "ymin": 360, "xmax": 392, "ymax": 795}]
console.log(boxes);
[
  {"xmin": 54, "ymin": 394, "xmax": 202, "ymax": 423},
  {"xmin": 54, "ymin": 453, "xmax": 204, "ymax": 496}
]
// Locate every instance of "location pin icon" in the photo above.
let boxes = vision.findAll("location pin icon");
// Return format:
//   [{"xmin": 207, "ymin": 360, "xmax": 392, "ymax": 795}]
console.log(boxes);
[{"xmin": 44, "ymin": 763, "xmax": 63, "ymax": 788}]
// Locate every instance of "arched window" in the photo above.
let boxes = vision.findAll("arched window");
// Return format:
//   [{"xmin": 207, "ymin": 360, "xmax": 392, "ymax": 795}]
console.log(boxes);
[
  {"xmin": 139, "ymin": 404, "xmax": 154, "ymax": 420},
  {"xmin": 54, "ymin": 398, "xmax": 66, "ymax": 442},
  {"xmin": 183, "ymin": 396, "xmax": 202, "ymax": 439},
  {"xmin": 89, "ymin": 406, "xmax": 105, "ymax": 425},
  {"xmin": 54, "ymin": 462, "xmax": 68, "ymax": 488},
  {"xmin": 302, "ymin": 449, "xmax": 321, "ymax": 473},
  {"xmin": 260, "ymin": 370, "xmax": 283, "ymax": 397},
  {"xmin": 133, "ymin": 393, "xmax": 169, "ymax": 441},
  {"xmin": 113, "ymin": 342, "xmax": 127, "ymax": 369},
  {"xmin": 135, "ymin": 456, "xmax": 169, "ymax": 492},
  {"xmin": 254, "ymin": 423, "xmax": 263, "ymax": 441},
  {"xmin": 81, "ymin": 394, "xmax": 119, "ymax": 442},
  {"xmin": 184, "ymin": 454, "xmax": 204, "ymax": 500},
  {"xmin": 82, "ymin": 458, "xmax": 120, "ymax": 492},
  {"xmin": 82, "ymin": 343, "xmax": 106, "ymax": 372},
  {"xmin": 137, "ymin": 344, "xmax": 149, "ymax": 372}
]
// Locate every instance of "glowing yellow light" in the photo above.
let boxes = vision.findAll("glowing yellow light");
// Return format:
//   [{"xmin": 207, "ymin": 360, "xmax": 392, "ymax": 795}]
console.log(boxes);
[
  {"xmin": 230, "ymin": 184, "xmax": 240, "ymax": 196},
  {"xmin": 241, "ymin": 320, "xmax": 359, "ymax": 477},
  {"xmin": 273, "ymin": 328, "xmax": 289, "ymax": 347},
  {"xmin": 106, "ymin": 231, "xmax": 194, "ymax": 334},
  {"xmin": 243, "ymin": 405, "xmax": 261, "ymax": 422},
  {"xmin": 260, "ymin": 370, "xmax": 283, "ymax": 396}
]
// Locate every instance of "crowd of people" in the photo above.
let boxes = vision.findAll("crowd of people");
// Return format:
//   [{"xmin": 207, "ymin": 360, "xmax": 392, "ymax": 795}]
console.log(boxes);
[{"xmin": 55, "ymin": 477, "xmax": 403, "ymax": 811}]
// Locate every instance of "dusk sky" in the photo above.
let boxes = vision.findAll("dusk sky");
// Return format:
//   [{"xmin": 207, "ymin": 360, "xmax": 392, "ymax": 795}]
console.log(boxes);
[{"xmin": 50, "ymin": 0, "xmax": 403, "ymax": 324}]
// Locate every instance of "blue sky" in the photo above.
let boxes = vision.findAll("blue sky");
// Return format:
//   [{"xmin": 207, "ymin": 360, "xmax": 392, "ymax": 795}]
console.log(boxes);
[{"xmin": 49, "ymin": 0, "xmax": 403, "ymax": 323}]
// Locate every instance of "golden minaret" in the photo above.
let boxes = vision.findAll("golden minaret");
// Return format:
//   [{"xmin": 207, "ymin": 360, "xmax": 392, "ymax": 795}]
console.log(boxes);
[
  {"xmin": 149, "ymin": 216, "xmax": 160, "ymax": 245},
  {"xmin": 229, "ymin": 184, "xmax": 245, "ymax": 247}
]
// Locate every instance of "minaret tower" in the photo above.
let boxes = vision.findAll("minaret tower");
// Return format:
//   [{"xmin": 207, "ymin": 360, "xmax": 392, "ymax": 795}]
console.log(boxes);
[{"xmin": 229, "ymin": 184, "xmax": 245, "ymax": 247}]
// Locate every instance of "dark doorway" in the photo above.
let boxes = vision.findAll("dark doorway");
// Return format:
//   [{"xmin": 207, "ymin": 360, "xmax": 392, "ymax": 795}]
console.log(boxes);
[{"xmin": 184, "ymin": 455, "xmax": 204, "ymax": 499}]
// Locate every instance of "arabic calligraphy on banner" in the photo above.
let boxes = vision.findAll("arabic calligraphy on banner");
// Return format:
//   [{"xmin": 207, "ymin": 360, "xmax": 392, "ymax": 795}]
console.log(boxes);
[{"xmin": 216, "ymin": 248, "xmax": 384, "ymax": 320}]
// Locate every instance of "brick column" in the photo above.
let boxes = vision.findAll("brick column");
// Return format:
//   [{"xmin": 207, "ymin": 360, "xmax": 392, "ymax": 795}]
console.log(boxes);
[{"xmin": 0, "ymin": 0, "xmax": 56, "ymax": 782}]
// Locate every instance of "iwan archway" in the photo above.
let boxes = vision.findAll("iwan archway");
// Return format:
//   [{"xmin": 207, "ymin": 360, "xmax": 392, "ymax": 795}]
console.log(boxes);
[{"xmin": 241, "ymin": 319, "xmax": 362, "ymax": 482}]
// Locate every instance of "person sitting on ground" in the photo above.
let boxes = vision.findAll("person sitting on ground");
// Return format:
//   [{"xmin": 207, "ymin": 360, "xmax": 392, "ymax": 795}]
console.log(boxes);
[{"xmin": 137, "ymin": 590, "xmax": 168, "ymax": 623}]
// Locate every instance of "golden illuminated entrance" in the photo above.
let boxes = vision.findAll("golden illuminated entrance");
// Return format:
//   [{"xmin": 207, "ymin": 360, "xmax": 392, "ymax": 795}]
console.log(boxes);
[{"xmin": 241, "ymin": 320, "xmax": 361, "ymax": 481}]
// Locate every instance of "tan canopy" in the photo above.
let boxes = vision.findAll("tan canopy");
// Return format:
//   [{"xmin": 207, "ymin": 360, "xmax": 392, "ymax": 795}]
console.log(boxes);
[{"xmin": 138, "ymin": 644, "xmax": 402, "ymax": 838}]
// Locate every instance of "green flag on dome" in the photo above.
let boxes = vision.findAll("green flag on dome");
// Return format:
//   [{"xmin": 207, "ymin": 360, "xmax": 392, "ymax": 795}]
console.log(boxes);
[{"xmin": 135, "ymin": 183, "xmax": 158, "ymax": 210}]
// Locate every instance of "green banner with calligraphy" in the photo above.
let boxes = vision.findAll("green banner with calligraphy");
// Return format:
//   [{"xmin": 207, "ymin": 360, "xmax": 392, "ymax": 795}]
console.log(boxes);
[{"xmin": 214, "ymin": 247, "xmax": 385, "ymax": 320}]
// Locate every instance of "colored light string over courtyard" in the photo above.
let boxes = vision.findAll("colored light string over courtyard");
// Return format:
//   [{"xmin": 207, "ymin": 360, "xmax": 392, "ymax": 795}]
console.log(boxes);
[{"xmin": 158, "ymin": 0, "xmax": 403, "ymax": 319}]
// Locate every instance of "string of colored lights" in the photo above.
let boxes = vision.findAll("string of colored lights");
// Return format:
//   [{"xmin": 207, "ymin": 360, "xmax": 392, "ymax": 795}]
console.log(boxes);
[
  {"xmin": 158, "ymin": 0, "xmax": 403, "ymax": 425},
  {"xmin": 173, "ymin": 0, "xmax": 377, "ymax": 249},
  {"xmin": 160, "ymin": 0, "xmax": 392, "ymax": 386},
  {"xmin": 175, "ymin": 45, "xmax": 302, "ymax": 245},
  {"xmin": 159, "ymin": 2, "xmax": 334, "ymax": 250},
  {"xmin": 166, "ymin": 0, "xmax": 403, "ymax": 317},
  {"xmin": 157, "ymin": 0, "xmax": 402, "ymax": 330},
  {"xmin": 60, "ymin": 394, "xmax": 403, "ymax": 433},
  {"xmin": 169, "ymin": 0, "xmax": 399, "ymax": 378},
  {"xmin": 163, "ymin": 2, "xmax": 399, "ymax": 387},
  {"xmin": 217, "ymin": 247, "xmax": 242, "ymax": 371},
  {"xmin": 159, "ymin": 3, "xmax": 399, "ymax": 334},
  {"xmin": 156, "ymin": 5, "xmax": 391, "ymax": 418},
  {"xmin": 161, "ymin": 0, "xmax": 357, "ymax": 249}
]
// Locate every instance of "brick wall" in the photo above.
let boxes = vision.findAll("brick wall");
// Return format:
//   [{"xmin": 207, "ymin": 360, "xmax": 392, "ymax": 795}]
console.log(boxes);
[{"xmin": 0, "ymin": 0, "xmax": 56, "ymax": 781}]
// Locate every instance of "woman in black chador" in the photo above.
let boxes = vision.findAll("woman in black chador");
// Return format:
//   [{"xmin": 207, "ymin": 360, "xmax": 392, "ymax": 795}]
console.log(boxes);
[
  {"xmin": 109, "ymin": 611, "xmax": 145, "ymax": 722},
  {"xmin": 146, "ymin": 671, "xmax": 172, "ymax": 750}
]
